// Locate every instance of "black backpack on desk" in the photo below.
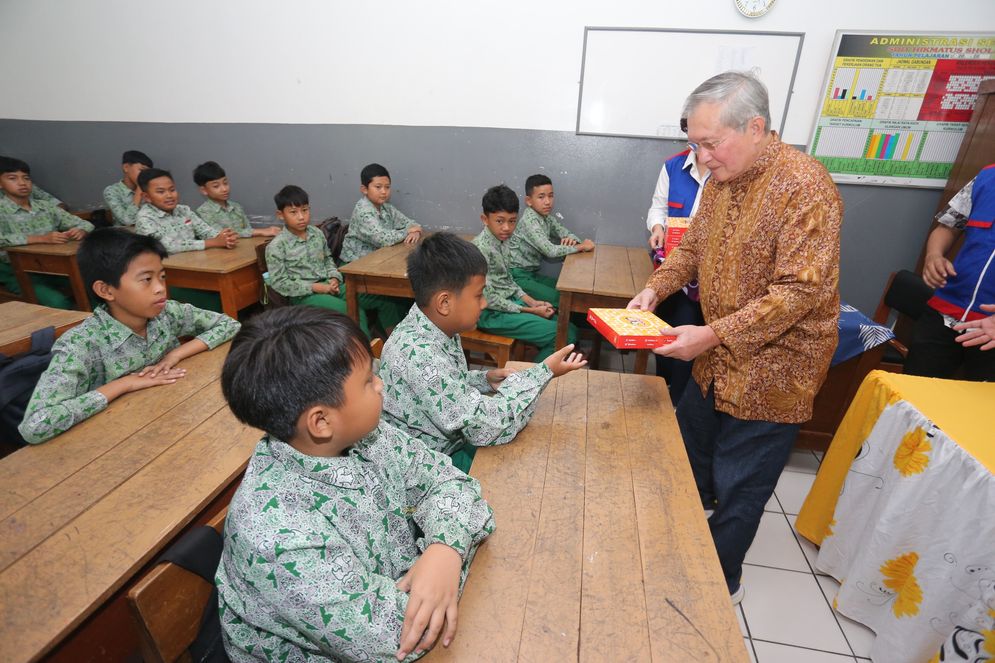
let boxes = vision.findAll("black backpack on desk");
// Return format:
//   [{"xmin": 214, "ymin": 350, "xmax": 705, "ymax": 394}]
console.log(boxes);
[{"xmin": 0, "ymin": 326, "xmax": 55, "ymax": 447}]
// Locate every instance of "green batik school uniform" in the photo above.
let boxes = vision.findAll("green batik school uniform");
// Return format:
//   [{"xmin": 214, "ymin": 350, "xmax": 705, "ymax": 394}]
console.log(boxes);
[
  {"xmin": 196, "ymin": 199, "xmax": 255, "ymax": 238},
  {"xmin": 506, "ymin": 206, "xmax": 581, "ymax": 307},
  {"xmin": 264, "ymin": 226, "xmax": 369, "ymax": 335},
  {"xmin": 0, "ymin": 195, "xmax": 95, "ymax": 309},
  {"xmin": 215, "ymin": 424, "xmax": 494, "ymax": 663},
  {"xmin": 102, "ymin": 180, "xmax": 141, "ymax": 226},
  {"xmin": 472, "ymin": 228, "xmax": 576, "ymax": 361},
  {"xmin": 378, "ymin": 304, "xmax": 553, "ymax": 472},
  {"xmin": 18, "ymin": 301, "xmax": 239, "ymax": 444}
]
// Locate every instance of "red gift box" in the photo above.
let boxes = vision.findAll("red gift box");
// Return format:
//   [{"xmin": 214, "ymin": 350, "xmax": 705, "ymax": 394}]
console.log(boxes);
[
  {"xmin": 664, "ymin": 218, "xmax": 690, "ymax": 257},
  {"xmin": 587, "ymin": 308, "xmax": 676, "ymax": 349}
]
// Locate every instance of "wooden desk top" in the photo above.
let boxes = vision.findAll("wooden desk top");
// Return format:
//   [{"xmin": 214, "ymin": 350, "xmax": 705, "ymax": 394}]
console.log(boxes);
[
  {"xmin": 0, "ymin": 343, "xmax": 261, "ymax": 663},
  {"xmin": 162, "ymin": 236, "xmax": 268, "ymax": 274},
  {"xmin": 425, "ymin": 365, "xmax": 747, "ymax": 662},
  {"xmin": 5, "ymin": 240, "xmax": 82, "ymax": 257},
  {"xmin": 339, "ymin": 235, "xmax": 475, "ymax": 279},
  {"xmin": 557, "ymin": 244, "xmax": 654, "ymax": 299},
  {"xmin": 0, "ymin": 302, "xmax": 90, "ymax": 356}
]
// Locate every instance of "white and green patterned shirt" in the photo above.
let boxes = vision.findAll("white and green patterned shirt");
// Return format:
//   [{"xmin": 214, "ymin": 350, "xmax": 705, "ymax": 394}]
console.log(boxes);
[
  {"xmin": 216, "ymin": 424, "xmax": 495, "ymax": 663},
  {"xmin": 196, "ymin": 199, "xmax": 254, "ymax": 238},
  {"xmin": 135, "ymin": 203, "xmax": 219, "ymax": 253},
  {"xmin": 505, "ymin": 206, "xmax": 580, "ymax": 272},
  {"xmin": 379, "ymin": 305, "xmax": 552, "ymax": 456},
  {"xmin": 31, "ymin": 185, "xmax": 62, "ymax": 207},
  {"xmin": 18, "ymin": 302, "xmax": 240, "ymax": 444},
  {"xmin": 472, "ymin": 229, "xmax": 529, "ymax": 313},
  {"xmin": 102, "ymin": 180, "xmax": 142, "ymax": 226},
  {"xmin": 0, "ymin": 195, "xmax": 94, "ymax": 264},
  {"xmin": 265, "ymin": 227, "xmax": 343, "ymax": 298},
  {"xmin": 340, "ymin": 197, "xmax": 419, "ymax": 263}
]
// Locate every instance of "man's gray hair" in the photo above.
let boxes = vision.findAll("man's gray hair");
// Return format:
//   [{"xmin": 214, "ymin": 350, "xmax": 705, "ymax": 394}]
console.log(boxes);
[{"xmin": 682, "ymin": 71, "xmax": 771, "ymax": 133}]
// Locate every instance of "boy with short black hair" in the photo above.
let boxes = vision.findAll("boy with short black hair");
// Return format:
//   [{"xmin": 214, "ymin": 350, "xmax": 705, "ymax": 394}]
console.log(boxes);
[
  {"xmin": 134, "ymin": 168, "xmax": 237, "ymax": 253},
  {"xmin": 506, "ymin": 174, "xmax": 595, "ymax": 306},
  {"xmin": 0, "ymin": 155, "xmax": 66, "ymax": 209},
  {"xmin": 473, "ymin": 184, "xmax": 577, "ymax": 361},
  {"xmin": 379, "ymin": 232, "xmax": 586, "ymax": 472},
  {"xmin": 194, "ymin": 161, "xmax": 279, "ymax": 238},
  {"xmin": 103, "ymin": 150, "xmax": 154, "ymax": 226},
  {"xmin": 265, "ymin": 184, "xmax": 369, "ymax": 334},
  {"xmin": 0, "ymin": 156, "xmax": 94, "ymax": 308},
  {"xmin": 216, "ymin": 306, "xmax": 494, "ymax": 662},
  {"xmin": 18, "ymin": 228, "xmax": 240, "ymax": 444}
]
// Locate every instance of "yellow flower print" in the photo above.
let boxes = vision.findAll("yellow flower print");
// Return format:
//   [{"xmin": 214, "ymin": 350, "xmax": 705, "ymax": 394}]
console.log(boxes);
[
  {"xmin": 894, "ymin": 427, "xmax": 931, "ymax": 477},
  {"xmin": 983, "ymin": 609, "xmax": 995, "ymax": 657},
  {"xmin": 880, "ymin": 552, "xmax": 923, "ymax": 618}
]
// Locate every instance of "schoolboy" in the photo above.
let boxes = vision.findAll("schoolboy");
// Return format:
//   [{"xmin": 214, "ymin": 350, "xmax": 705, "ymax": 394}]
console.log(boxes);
[
  {"xmin": 18, "ymin": 228, "xmax": 240, "ymax": 444},
  {"xmin": 215, "ymin": 306, "xmax": 495, "ymax": 662},
  {"xmin": 0, "ymin": 155, "xmax": 65, "ymax": 208},
  {"xmin": 473, "ymin": 184, "xmax": 577, "ymax": 361},
  {"xmin": 134, "ymin": 168, "xmax": 237, "ymax": 253},
  {"xmin": 193, "ymin": 161, "xmax": 279, "ymax": 238},
  {"xmin": 103, "ymin": 150, "xmax": 154, "ymax": 226},
  {"xmin": 506, "ymin": 174, "xmax": 595, "ymax": 306},
  {"xmin": 0, "ymin": 156, "xmax": 94, "ymax": 308},
  {"xmin": 265, "ymin": 184, "xmax": 369, "ymax": 334},
  {"xmin": 379, "ymin": 232, "xmax": 586, "ymax": 473}
]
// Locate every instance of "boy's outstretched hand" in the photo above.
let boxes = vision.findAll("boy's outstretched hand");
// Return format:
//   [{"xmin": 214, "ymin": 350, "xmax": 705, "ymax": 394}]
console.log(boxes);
[
  {"xmin": 395, "ymin": 543, "xmax": 462, "ymax": 660},
  {"xmin": 543, "ymin": 343, "xmax": 588, "ymax": 377}
]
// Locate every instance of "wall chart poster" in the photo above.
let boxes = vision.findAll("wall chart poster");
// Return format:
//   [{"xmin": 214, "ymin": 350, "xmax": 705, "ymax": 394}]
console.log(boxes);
[{"xmin": 808, "ymin": 31, "xmax": 995, "ymax": 188}]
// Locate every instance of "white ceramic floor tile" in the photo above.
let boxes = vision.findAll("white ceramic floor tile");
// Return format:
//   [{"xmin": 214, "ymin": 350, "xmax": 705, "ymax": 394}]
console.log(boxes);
[
  {"xmin": 745, "ymin": 638, "xmax": 758, "ymax": 663},
  {"xmin": 740, "ymin": 565, "xmax": 852, "ymax": 655},
  {"xmin": 784, "ymin": 450, "xmax": 822, "ymax": 474},
  {"xmin": 787, "ymin": 514, "xmax": 828, "ymax": 575},
  {"xmin": 737, "ymin": 605, "xmax": 750, "ymax": 636},
  {"xmin": 752, "ymin": 640, "xmax": 856, "ymax": 662},
  {"xmin": 815, "ymin": 575, "xmax": 877, "ymax": 658},
  {"xmin": 765, "ymin": 491, "xmax": 782, "ymax": 513},
  {"xmin": 815, "ymin": 574, "xmax": 841, "ymax": 607},
  {"xmin": 814, "ymin": 450, "xmax": 825, "ymax": 463},
  {"xmin": 775, "ymin": 470, "xmax": 816, "ymax": 515},
  {"xmin": 744, "ymin": 512, "xmax": 811, "ymax": 572}
]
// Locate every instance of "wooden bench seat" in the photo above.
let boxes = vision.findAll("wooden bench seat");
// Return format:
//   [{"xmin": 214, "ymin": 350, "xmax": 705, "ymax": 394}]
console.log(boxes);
[{"xmin": 462, "ymin": 329, "xmax": 519, "ymax": 368}]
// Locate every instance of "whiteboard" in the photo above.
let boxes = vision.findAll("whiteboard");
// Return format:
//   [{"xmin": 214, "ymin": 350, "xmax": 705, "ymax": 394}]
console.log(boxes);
[{"xmin": 576, "ymin": 28, "xmax": 805, "ymax": 140}]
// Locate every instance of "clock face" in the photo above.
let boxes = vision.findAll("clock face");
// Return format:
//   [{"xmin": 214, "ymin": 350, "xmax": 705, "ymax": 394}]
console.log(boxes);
[{"xmin": 735, "ymin": 0, "xmax": 776, "ymax": 17}]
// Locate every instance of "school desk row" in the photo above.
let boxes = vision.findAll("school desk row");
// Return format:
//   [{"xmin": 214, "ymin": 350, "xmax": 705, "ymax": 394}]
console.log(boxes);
[{"xmin": 0, "ymin": 302, "xmax": 746, "ymax": 662}]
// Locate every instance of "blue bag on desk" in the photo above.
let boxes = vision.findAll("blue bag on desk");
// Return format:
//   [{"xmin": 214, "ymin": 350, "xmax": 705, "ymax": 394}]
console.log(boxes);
[{"xmin": 0, "ymin": 326, "xmax": 55, "ymax": 447}]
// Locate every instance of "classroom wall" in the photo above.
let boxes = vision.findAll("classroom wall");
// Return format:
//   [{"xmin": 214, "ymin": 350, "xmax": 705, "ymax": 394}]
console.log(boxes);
[{"xmin": 1, "ymin": 0, "xmax": 992, "ymax": 313}]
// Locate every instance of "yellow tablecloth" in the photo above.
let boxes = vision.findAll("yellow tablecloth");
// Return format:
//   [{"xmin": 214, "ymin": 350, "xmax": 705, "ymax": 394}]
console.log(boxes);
[{"xmin": 795, "ymin": 371, "xmax": 995, "ymax": 662}]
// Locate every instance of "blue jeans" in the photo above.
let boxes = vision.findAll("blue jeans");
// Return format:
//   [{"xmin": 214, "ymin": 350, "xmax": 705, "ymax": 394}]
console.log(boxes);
[{"xmin": 676, "ymin": 378, "xmax": 799, "ymax": 592}]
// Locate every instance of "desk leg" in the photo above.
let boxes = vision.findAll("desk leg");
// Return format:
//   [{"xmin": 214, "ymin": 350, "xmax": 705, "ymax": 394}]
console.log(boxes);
[
  {"xmin": 344, "ymin": 275, "xmax": 360, "ymax": 323},
  {"xmin": 634, "ymin": 350, "xmax": 648, "ymax": 375},
  {"xmin": 218, "ymin": 276, "xmax": 239, "ymax": 320},
  {"xmin": 7, "ymin": 254, "xmax": 38, "ymax": 304},
  {"xmin": 66, "ymin": 256, "xmax": 92, "ymax": 312},
  {"xmin": 556, "ymin": 291, "xmax": 572, "ymax": 349}
]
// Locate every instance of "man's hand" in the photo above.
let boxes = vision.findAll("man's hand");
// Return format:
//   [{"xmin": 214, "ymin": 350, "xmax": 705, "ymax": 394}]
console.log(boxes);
[
  {"xmin": 542, "ymin": 343, "xmax": 588, "ymax": 377},
  {"xmin": 486, "ymin": 367, "xmax": 514, "ymax": 390},
  {"xmin": 65, "ymin": 227, "xmax": 88, "ymax": 240},
  {"xmin": 653, "ymin": 325, "xmax": 720, "ymax": 361},
  {"xmin": 577, "ymin": 239, "xmax": 595, "ymax": 252},
  {"xmin": 649, "ymin": 224, "xmax": 666, "ymax": 250},
  {"xmin": 395, "ymin": 543, "xmax": 462, "ymax": 660},
  {"xmin": 404, "ymin": 227, "xmax": 423, "ymax": 245},
  {"xmin": 922, "ymin": 253, "xmax": 956, "ymax": 289},
  {"xmin": 953, "ymin": 303, "xmax": 995, "ymax": 351},
  {"xmin": 627, "ymin": 287, "xmax": 659, "ymax": 311}
]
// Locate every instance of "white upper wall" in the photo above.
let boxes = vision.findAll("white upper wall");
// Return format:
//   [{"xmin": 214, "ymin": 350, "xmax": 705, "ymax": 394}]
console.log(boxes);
[{"xmin": 1, "ymin": 0, "xmax": 991, "ymax": 144}]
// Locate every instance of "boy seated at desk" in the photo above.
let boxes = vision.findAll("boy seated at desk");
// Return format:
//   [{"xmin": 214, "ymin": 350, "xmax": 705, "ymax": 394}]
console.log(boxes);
[
  {"xmin": 103, "ymin": 150, "xmax": 153, "ymax": 227},
  {"xmin": 215, "ymin": 306, "xmax": 494, "ymax": 662},
  {"xmin": 339, "ymin": 162, "xmax": 420, "ymax": 330},
  {"xmin": 473, "ymin": 184, "xmax": 577, "ymax": 361},
  {"xmin": 194, "ymin": 160, "xmax": 279, "ymax": 238},
  {"xmin": 506, "ymin": 174, "xmax": 595, "ymax": 307},
  {"xmin": 265, "ymin": 184, "xmax": 370, "ymax": 335},
  {"xmin": 18, "ymin": 228, "xmax": 240, "ymax": 444},
  {"xmin": 0, "ymin": 155, "xmax": 67, "ymax": 210},
  {"xmin": 379, "ymin": 232, "xmax": 586, "ymax": 473},
  {"xmin": 0, "ymin": 156, "xmax": 94, "ymax": 309}
]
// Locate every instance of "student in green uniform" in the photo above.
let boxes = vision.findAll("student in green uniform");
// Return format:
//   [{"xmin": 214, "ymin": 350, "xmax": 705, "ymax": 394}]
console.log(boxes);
[
  {"xmin": 0, "ymin": 156, "xmax": 94, "ymax": 308},
  {"xmin": 18, "ymin": 228, "xmax": 240, "ymax": 444},
  {"xmin": 103, "ymin": 150, "xmax": 153, "ymax": 226},
  {"xmin": 473, "ymin": 184, "xmax": 577, "ymax": 361},
  {"xmin": 339, "ymin": 163, "xmax": 419, "ymax": 330},
  {"xmin": 506, "ymin": 174, "xmax": 595, "ymax": 306},
  {"xmin": 379, "ymin": 232, "xmax": 586, "ymax": 473},
  {"xmin": 0, "ymin": 155, "xmax": 66, "ymax": 209},
  {"xmin": 265, "ymin": 184, "xmax": 369, "ymax": 335},
  {"xmin": 215, "ymin": 306, "xmax": 495, "ymax": 662},
  {"xmin": 193, "ymin": 161, "xmax": 279, "ymax": 238}
]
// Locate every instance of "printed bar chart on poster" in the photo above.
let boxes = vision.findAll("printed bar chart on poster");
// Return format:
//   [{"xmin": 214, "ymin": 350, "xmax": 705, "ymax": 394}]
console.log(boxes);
[{"xmin": 808, "ymin": 31, "xmax": 995, "ymax": 187}]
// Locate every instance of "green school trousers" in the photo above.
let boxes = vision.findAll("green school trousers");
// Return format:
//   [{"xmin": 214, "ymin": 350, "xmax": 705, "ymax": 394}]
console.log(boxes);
[
  {"xmin": 358, "ymin": 293, "xmax": 411, "ymax": 330},
  {"xmin": 449, "ymin": 444, "xmax": 477, "ymax": 474},
  {"xmin": 290, "ymin": 286, "xmax": 370, "ymax": 337},
  {"xmin": 477, "ymin": 304, "xmax": 577, "ymax": 361},
  {"xmin": 0, "ymin": 261, "xmax": 74, "ymax": 309},
  {"xmin": 168, "ymin": 286, "xmax": 223, "ymax": 313},
  {"xmin": 509, "ymin": 268, "xmax": 560, "ymax": 307}
]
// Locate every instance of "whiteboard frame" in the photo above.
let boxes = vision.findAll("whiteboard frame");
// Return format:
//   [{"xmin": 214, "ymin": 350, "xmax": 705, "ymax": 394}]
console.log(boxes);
[
  {"xmin": 575, "ymin": 26, "xmax": 805, "ymax": 141},
  {"xmin": 808, "ymin": 29, "xmax": 995, "ymax": 189}
]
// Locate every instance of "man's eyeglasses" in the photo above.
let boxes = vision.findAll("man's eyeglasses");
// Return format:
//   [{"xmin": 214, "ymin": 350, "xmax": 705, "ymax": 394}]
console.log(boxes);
[{"xmin": 687, "ymin": 135, "xmax": 730, "ymax": 153}]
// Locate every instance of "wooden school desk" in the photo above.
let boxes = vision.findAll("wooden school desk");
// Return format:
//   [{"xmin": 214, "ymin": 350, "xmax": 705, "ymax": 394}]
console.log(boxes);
[
  {"xmin": 338, "ymin": 240, "xmax": 415, "ymax": 321},
  {"xmin": 424, "ymin": 365, "xmax": 747, "ymax": 663},
  {"xmin": 162, "ymin": 237, "xmax": 269, "ymax": 319},
  {"xmin": 0, "ymin": 343, "xmax": 260, "ymax": 663},
  {"xmin": 0, "ymin": 301, "xmax": 89, "ymax": 356},
  {"xmin": 6, "ymin": 241, "xmax": 91, "ymax": 311},
  {"xmin": 556, "ymin": 245, "xmax": 656, "ymax": 373}
]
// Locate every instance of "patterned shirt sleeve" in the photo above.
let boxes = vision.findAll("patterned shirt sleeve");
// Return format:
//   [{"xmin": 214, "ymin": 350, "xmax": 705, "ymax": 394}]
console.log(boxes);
[
  {"xmin": 189, "ymin": 209, "xmax": 220, "ymax": 241},
  {"xmin": 32, "ymin": 186, "xmax": 62, "ymax": 206},
  {"xmin": 475, "ymin": 235, "xmax": 528, "ymax": 313},
  {"xmin": 266, "ymin": 235, "xmax": 312, "ymax": 298},
  {"xmin": 467, "ymin": 369, "xmax": 492, "ymax": 393},
  {"xmin": 18, "ymin": 335, "xmax": 108, "ymax": 444},
  {"xmin": 55, "ymin": 206, "xmax": 94, "ymax": 233},
  {"xmin": 384, "ymin": 203, "xmax": 419, "ymax": 232},
  {"xmin": 230, "ymin": 203, "xmax": 254, "ymax": 238},
  {"xmin": 163, "ymin": 300, "xmax": 240, "ymax": 348},
  {"xmin": 103, "ymin": 183, "xmax": 140, "ymax": 226},
  {"xmin": 349, "ymin": 202, "xmax": 410, "ymax": 247},
  {"xmin": 519, "ymin": 212, "xmax": 577, "ymax": 259},
  {"xmin": 935, "ymin": 177, "xmax": 974, "ymax": 230},
  {"xmin": 547, "ymin": 214, "xmax": 580, "ymax": 243}
]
